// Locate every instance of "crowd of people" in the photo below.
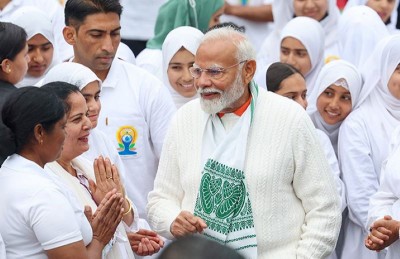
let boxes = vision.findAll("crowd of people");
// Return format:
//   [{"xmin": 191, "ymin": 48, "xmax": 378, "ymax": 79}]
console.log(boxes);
[{"xmin": 0, "ymin": 0, "xmax": 400, "ymax": 258}]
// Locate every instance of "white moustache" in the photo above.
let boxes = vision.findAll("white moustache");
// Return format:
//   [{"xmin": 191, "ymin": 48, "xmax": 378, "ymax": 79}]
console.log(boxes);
[{"xmin": 196, "ymin": 87, "xmax": 223, "ymax": 95}]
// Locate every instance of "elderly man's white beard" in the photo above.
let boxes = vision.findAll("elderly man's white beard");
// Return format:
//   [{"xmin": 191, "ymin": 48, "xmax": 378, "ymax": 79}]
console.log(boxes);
[{"xmin": 198, "ymin": 73, "xmax": 245, "ymax": 114}]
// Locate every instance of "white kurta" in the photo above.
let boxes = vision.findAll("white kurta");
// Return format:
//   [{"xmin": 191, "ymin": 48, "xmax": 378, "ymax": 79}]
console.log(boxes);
[
  {"xmin": 0, "ymin": 154, "xmax": 92, "ymax": 259},
  {"xmin": 368, "ymin": 127, "xmax": 400, "ymax": 259},
  {"xmin": 147, "ymin": 88, "xmax": 342, "ymax": 258},
  {"xmin": 96, "ymin": 58, "xmax": 176, "ymax": 220}
]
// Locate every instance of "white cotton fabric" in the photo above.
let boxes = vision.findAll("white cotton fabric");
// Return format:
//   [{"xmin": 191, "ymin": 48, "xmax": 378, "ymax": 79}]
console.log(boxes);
[
  {"xmin": 162, "ymin": 26, "xmax": 203, "ymax": 109},
  {"xmin": 10, "ymin": 6, "xmax": 60, "ymax": 88},
  {"xmin": 309, "ymin": 60, "xmax": 362, "ymax": 154},
  {"xmin": 338, "ymin": 35, "xmax": 400, "ymax": 259},
  {"xmin": 257, "ymin": 0, "xmax": 339, "ymax": 66},
  {"xmin": 45, "ymin": 157, "xmax": 136, "ymax": 259},
  {"xmin": 0, "ymin": 154, "xmax": 92, "ymax": 259},
  {"xmin": 43, "ymin": 62, "xmax": 102, "ymax": 91},
  {"xmin": 338, "ymin": 6, "xmax": 389, "ymax": 70},
  {"xmin": 280, "ymin": 17, "xmax": 325, "ymax": 101},
  {"xmin": 367, "ymin": 126, "xmax": 400, "ymax": 259},
  {"xmin": 344, "ymin": 0, "xmax": 399, "ymax": 32}
]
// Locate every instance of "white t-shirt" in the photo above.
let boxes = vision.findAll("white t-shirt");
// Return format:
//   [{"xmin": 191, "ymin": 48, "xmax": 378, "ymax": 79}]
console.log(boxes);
[
  {"xmin": 96, "ymin": 58, "xmax": 176, "ymax": 219},
  {"xmin": 220, "ymin": 0, "xmax": 274, "ymax": 51},
  {"xmin": 120, "ymin": 0, "xmax": 167, "ymax": 41},
  {"xmin": 0, "ymin": 154, "xmax": 92, "ymax": 259}
]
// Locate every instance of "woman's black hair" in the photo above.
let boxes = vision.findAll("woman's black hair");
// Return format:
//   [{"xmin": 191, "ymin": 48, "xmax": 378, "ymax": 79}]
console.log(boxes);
[
  {"xmin": 1, "ymin": 87, "xmax": 65, "ymax": 155},
  {"xmin": 41, "ymin": 81, "xmax": 81, "ymax": 114},
  {"xmin": 0, "ymin": 22, "xmax": 27, "ymax": 62},
  {"xmin": 266, "ymin": 62, "xmax": 304, "ymax": 92}
]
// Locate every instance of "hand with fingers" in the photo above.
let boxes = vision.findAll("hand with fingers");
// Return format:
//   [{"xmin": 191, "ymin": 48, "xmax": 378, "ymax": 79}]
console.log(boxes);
[
  {"xmin": 89, "ymin": 156, "xmax": 124, "ymax": 205},
  {"xmin": 170, "ymin": 211, "xmax": 207, "ymax": 238},
  {"xmin": 365, "ymin": 215, "xmax": 400, "ymax": 251},
  {"xmin": 90, "ymin": 189, "xmax": 124, "ymax": 247},
  {"xmin": 128, "ymin": 229, "xmax": 165, "ymax": 256}
]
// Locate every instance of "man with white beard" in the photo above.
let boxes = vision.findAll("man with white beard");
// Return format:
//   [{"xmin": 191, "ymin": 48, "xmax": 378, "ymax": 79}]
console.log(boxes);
[{"xmin": 146, "ymin": 27, "xmax": 341, "ymax": 259}]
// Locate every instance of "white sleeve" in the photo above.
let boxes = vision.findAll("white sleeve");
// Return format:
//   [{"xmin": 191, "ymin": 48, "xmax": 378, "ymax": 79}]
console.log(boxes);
[
  {"xmin": 144, "ymin": 79, "xmax": 176, "ymax": 159},
  {"xmin": 339, "ymin": 116, "xmax": 378, "ymax": 234},
  {"xmin": 292, "ymin": 112, "xmax": 342, "ymax": 258},
  {"xmin": 147, "ymin": 115, "xmax": 183, "ymax": 240},
  {"xmin": 27, "ymin": 187, "xmax": 83, "ymax": 250},
  {"xmin": 317, "ymin": 130, "xmax": 347, "ymax": 212},
  {"xmin": 367, "ymin": 146, "xmax": 400, "ymax": 228}
]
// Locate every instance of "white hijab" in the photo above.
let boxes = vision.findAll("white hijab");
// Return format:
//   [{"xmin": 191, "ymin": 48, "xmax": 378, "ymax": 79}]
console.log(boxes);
[
  {"xmin": 357, "ymin": 35, "xmax": 400, "ymax": 122},
  {"xmin": 280, "ymin": 17, "xmax": 325, "ymax": 102},
  {"xmin": 258, "ymin": 0, "xmax": 339, "ymax": 64},
  {"xmin": 309, "ymin": 60, "xmax": 362, "ymax": 153},
  {"xmin": 162, "ymin": 26, "xmax": 204, "ymax": 109},
  {"xmin": 43, "ymin": 62, "xmax": 102, "ymax": 91},
  {"xmin": 338, "ymin": 6, "xmax": 389, "ymax": 70},
  {"xmin": 10, "ymin": 6, "xmax": 59, "ymax": 87},
  {"xmin": 344, "ymin": 0, "xmax": 399, "ymax": 31}
]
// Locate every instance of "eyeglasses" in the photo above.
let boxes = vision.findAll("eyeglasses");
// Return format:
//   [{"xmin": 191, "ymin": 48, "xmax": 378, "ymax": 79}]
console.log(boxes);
[{"xmin": 189, "ymin": 60, "xmax": 247, "ymax": 80}]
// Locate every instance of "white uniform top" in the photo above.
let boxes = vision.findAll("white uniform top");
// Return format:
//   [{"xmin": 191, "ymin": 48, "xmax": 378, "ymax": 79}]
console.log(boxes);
[
  {"xmin": 0, "ymin": 154, "xmax": 92, "ymax": 259},
  {"xmin": 338, "ymin": 35, "xmax": 400, "ymax": 259},
  {"xmin": 368, "ymin": 126, "xmax": 400, "ymax": 259},
  {"xmin": 0, "ymin": 234, "xmax": 6, "ymax": 259},
  {"xmin": 0, "ymin": 0, "xmax": 73, "ymax": 61},
  {"xmin": 96, "ymin": 58, "xmax": 176, "ymax": 219},
  {"xmin": 120, "ymin": 0, "xmax": 167, "ymax": 41},
  {"xmin": 220, "ymin": 0, "xmax": 274, "ymax": 51}
]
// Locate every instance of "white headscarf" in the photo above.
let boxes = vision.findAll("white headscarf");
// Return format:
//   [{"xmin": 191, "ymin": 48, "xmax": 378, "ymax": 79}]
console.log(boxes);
[
  {"xmin": 258, "ymin": 0, "xmax": 339, "ymax": 65},
  {"xmin": 280, "ymin": 17, "xmax": 325, "ymax": 103},
  {"xmin": 10, "ymin": 6, "xmax": 59, "ymax": 87},
  {"xmin": 162, "ymin": 26, "xmax": 204, "ymax": 109},
  {"xmin": 309, "ymin": 60, "xmax": 362, "ymax": 153},
  {"xmin": 357, "ymin": 35, "xmax": 400, "ymax": 121},
  {"xmin": 338, "ymin": 6, "xmax": 389, "ymax": 70},
  {"xmin": 344, "ymin": 0, "xmax": 399, "ymax": 31},
  {"xmin": 43, "ymin": 62, "xmax": 102, "ymax": 91}
]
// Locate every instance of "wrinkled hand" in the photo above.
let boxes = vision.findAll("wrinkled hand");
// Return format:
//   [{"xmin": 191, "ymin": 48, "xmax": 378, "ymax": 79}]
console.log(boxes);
[
  {"xmin": 91, "ymin": 189, "xmax": 124, "ymax": 247},
  {"xmin": 89, "ymin": 156, "xmax": 124, "ymax": 205},
  {"xmin": 128, "ymin": 229, "xmax": 164, "ymax": 256},
  {"xmin": 170, "ymin": 211, "xmax": 207, "ymax": 238},
  {"xmin": 365, "ymin": 215, "xmax": 400, "ymax": 251}
]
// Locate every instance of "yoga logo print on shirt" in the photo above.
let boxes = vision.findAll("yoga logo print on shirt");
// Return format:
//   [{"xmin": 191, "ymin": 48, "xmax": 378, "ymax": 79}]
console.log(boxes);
[{"xmin": 116, "ymin": 126, "xmax": 138, "ymax": 156}]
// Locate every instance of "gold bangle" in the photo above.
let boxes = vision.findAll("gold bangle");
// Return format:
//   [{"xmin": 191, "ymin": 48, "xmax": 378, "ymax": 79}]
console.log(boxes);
[{"xmin": 122, "ymin": 198, "xmax": 132, "ymax": 217}]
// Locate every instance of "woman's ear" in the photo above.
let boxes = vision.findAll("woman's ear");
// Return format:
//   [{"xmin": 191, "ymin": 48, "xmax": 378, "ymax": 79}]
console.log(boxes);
[
  {"xmin": 33, "ymin": 124, "xmax": 44, "ymax": 145},
  {"xmin": 1, "ymin": 59, "xmax": 11, "ymax": 74}
]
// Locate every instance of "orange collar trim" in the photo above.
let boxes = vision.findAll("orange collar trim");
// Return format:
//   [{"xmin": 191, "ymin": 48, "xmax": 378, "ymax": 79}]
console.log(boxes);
[{"xmin": 217, "ymin": 96, "xmax": 252, "ymax": 118}]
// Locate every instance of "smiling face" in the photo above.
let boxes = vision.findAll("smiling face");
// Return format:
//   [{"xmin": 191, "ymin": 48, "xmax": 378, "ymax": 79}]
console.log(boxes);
[
  {"xmin": 60, "ymin": 92, "xmax": 91, "ymax": 161},
  {"xmin": 280, "ymin": 37, "xmax": 312, "ymax": 77},
  {"xmin": 27, "ymin": 34, "xmax": 54, "ymax": 78},
  {"xmin": 194, "ymin": 39, "xmax": 249, "ymax": 114},
  {"xmin": 167, "ymin": 47, "xmax": 196, "ymax": 98},
  {"xmin": 275, "ymin": 73, "xmax": 308, "ymax": 109},
  {"xmin": 80, "ymin": 81, "xmax": 101, "ymax": 128},
  {"xmin": 293, "ymin": 0, "xmax": 329, "ymax": 21},
  {"xmin": 316, "ymin": 84, "xmax": 352, "ymax": 125},
  {"xmin": 366, "ymin": 0, "xmax": 396, "ymax": 24}
]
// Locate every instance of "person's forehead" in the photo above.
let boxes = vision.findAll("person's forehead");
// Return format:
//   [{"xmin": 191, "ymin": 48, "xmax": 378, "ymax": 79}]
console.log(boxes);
[
  {"xmin": 195, "ymin": 39, "xmax": 236, "ymax": 65},
  {"xmin": 80, "ymin": 12, "xmax": 120, "ymax": 29}
]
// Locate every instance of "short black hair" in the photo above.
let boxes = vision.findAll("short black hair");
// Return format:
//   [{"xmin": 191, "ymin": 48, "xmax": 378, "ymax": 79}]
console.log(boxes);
[
  {"xmin": 41, "ymin": 81, "xmax": 81, "ymax": 115},
  {"xmin": 158, "ymin": 235, "xmax": 245, "ymax": 259},
  {"xmin": 65, "ymin": 0, "xmax": 123, "ymax": 28},
  {"xmin": 0, "ymin": 22, "xmax": 27, "ymax": 62},
  {"xmin": 266, "ymin": 62, "xmax": 304, "ymax": 92},
  {"xmin": 1, "ymin": 87, "xmax": 65, "ymax": 155}
]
